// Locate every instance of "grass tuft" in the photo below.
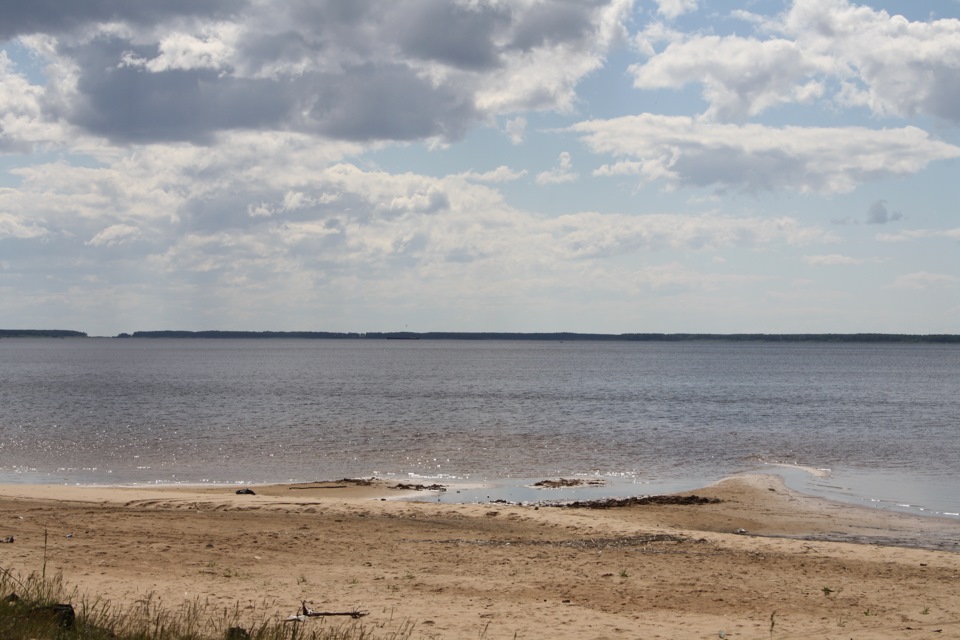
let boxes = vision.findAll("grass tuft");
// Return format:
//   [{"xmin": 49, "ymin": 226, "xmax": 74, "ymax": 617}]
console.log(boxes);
[{"xmin": 1, "ymin": 567, "xmax": 414, "ymax": 640}]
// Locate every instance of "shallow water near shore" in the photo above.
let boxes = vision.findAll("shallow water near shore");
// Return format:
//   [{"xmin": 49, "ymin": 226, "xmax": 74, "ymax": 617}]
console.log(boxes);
[
  {"xmin": 1, "ymin": 338, "xmax": 958, "ymax": 519},
  {"xmin": 409, "ymin": 465, "xmax": 960, "ymax": 521}
]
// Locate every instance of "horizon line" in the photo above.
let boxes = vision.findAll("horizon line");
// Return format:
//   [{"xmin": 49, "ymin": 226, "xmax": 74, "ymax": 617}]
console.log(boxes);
[{"xmin": 4, "ymin": 329, "xmax": 958, "ymax": 343}]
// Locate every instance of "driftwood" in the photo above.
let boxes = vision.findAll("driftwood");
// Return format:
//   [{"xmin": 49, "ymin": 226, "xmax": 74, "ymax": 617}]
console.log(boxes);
[{"xmin": 284, "ymin": 601, "xmax": 369, "ymax": 622}]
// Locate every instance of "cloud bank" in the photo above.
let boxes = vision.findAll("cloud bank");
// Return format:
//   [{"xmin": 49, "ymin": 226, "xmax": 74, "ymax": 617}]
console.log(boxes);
[
  {"xmin": 5, "ymin": 0, "xmax": 631, "ymax": 145},
  {"xmin": 2, "ymin": 0, "xmax": 958, "ymax": 334}
]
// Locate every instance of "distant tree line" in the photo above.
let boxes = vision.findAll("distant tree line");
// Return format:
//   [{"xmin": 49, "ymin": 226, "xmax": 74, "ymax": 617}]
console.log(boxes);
[
  {"xmin": 620, "ymin": 333, "xmax": 960, "ymax": 343},
  {"xmin": 123, "ymin": 330, "xmax": 362, "ymax": 339},
  {"xmin": 366, "ymin": 332, "xmax": 960, "ymax": 342},
  {"xmin": 115, "ymin": 330, "xmax": 960, "ymax": 343},
  {"xmin": 0, "ymin": 329, "xmax": 87, "ymax": 338},
  {"xmin": 4, "ymin": 328, "xmax": 957, "ymax": 342}
]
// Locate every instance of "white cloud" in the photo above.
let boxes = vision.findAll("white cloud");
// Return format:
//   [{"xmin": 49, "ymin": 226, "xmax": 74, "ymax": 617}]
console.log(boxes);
[
  {"xmin": 87, "ymin": 223, "xmax": 141, "ymax": 247},
  {"xmin": 656, "ymin": 0, "xmax": 698, "ymax": 20},
  {"xmin": 385, "ymin": 186, "xmax": 450, "ymax": 215},
  {"xmin": 459, "ymin": 166, "xmax": 527, "ymax": 183},
  {"xmin": 10, "ymin": 0, "xmax": 635, "ymax": 144},
  {"xmin": 505, "ymin": 116, "xmax": 527, "ymax": 145},
  {"xmin": 247, "ymin": 202, "xmax": 272, "ymax": 218},
  {"xmin": 0, "ymin": 210, "xmax": 48, "ymax": 239},
  {"xmin": 551, "ymin": 212, "xmax": 834, "ymax": 259},
  {"xmin": 573, "ymin": 115, "xmax": 960, "ymax": 194},
  {"xmin": 536, "ymin": 151, "xmax": 578, "ymax": 185},
  {"xmin": 633, "ymin": 21, "xmax": 685, "ymax": 58},
  {"xmin": 0, "ymin": 51, "xmax": 68, "ymax": 150},
  {"xmin": 617, "ymin": 261, "xmax": 763, "ymax": 295},
  {"xmin": 279, "ymin": 190, "xmax": 339, "ymax": 212},
  {"xmin": 2, "ymin": 0, "xmax": 958, "ymax": 335},
  {"xmin": 474, "ymin": 0, "xmax": 633, "ymax": 116},
  {"xmin": 0, "ymin": 127, "xmax": 838, "ymax": 323},
  {"xmin": 876, "ymin": 228, "xmax": 960, "ymax": 242},
  {"xmin": 630, "ymin": 35, "xmax": 830, "ymax": 121},
  {"xmin": 121, "ymin": 28, "xmax": 237, "ymax": 74},
  {"xmin": 146, "ymin": 26, "xmax": 238, "ymax": 73},
  {"xmin": 781, "ymin": 0, "xmax": 960, "ymax": 122},
  {"xmin": 0, "ymin": 131, "xmax": 364, "ymax": 266},
  {"xmin": 803, "ymin": 254, "xmax": 863, "ymax": 266},
  {"xmin": 890, "ymin": 272, "xmax": 960, "ymax": 289},
  {"xmin": 631, "ymin": 0, "xmax": 960, "ymax": 123}
]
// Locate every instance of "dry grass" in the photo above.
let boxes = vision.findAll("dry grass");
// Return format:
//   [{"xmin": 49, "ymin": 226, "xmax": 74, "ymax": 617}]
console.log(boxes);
[{"xmin": 1, "ymin": 568, "xmax": 416, "ymax": 640}]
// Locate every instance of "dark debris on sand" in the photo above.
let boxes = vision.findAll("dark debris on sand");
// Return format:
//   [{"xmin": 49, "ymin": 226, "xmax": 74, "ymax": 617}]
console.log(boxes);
[
  {"xmin": 533, "ymin": 478, "xmax": 607, "ymax": 488},
  {"xmin": 552, "ymin": 495, "xmax": 721, "ymax": 509},
  {"xmin": 338, "ymin": 477, "xmax": 376, "ymax": 486},
  {"xmin": 286, "ymin": 478, "xmax": 378, "ymax": 490},
  {"xmin": 393, "ymin": 482, "xmax": 447, "ymax": 492}
]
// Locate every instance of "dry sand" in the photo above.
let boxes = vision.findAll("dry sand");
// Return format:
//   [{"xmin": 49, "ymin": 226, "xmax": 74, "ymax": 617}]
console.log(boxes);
[{"xmin": 1, "ymin": 475, "xmax": 958, "ymax": 639}]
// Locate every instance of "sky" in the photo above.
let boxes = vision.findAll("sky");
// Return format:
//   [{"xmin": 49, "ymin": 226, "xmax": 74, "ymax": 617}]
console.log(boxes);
[{"xmin": 1, "ymin": 0, "xmax": 959, "ymax": 336}]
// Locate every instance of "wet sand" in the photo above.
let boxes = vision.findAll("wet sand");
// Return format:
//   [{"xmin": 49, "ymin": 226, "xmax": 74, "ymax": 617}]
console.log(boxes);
[{"xmin": 1, "ymin": 475, "xmax": 958, "ymax": 639}]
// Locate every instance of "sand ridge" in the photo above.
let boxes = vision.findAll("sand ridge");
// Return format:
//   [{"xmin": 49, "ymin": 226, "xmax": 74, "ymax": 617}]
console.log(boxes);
[{"xmin": 1, "ymin": 475, "xmax": 958, "ymax": 639}]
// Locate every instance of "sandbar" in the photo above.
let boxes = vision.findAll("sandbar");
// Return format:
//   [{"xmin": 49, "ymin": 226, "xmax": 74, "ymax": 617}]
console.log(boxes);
[{"xmin": 1, "ymin": 475, "xmax": 958, "ymax": 638}]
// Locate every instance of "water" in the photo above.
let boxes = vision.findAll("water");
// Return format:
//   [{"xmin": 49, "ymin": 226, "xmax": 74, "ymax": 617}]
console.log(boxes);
[{"xmin": 1, "ymin": 338, "xmax": 958, "ymax": 517}]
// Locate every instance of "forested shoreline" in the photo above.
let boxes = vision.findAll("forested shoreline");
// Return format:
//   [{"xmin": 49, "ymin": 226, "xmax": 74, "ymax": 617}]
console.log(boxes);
[
  {"xmin": 4, "ymin": 329, "xmax": 959, "ymax": 343},
  {"xmin": 0, "ymin": 329, "xmax": 87, "ymax": 338}
]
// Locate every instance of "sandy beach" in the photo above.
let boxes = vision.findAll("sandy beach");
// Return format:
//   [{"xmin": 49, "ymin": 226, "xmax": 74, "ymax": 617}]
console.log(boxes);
[{"xmin": 1, "ymin": 475, "xmax": 958, "ymax": 639}]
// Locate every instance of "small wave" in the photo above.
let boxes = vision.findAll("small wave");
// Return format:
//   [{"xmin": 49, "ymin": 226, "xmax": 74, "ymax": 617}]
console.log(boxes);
[
  {"xmin": 756, "ymin": 460, "xmax": 832, "ymax": 478},
  {"xmin": 402, "ymin": 472, "xmax": 470, "ymax": 481}
]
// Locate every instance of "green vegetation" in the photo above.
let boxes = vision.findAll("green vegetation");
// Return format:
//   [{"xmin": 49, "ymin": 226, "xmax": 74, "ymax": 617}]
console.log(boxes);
[
  {"xmin": 0, "ymin": 329, "xmax": 87, "ymax": 338},
  {"xmin": 127, "ymin": 330, "xmax": 362, "ymax": 339},
  {"xmin": 1, "ymin": 568, "xmax": 413, "ymax": 640},
  {"xmin": 120, "ymin": 330, "xmax": 960, "ymax": 343},
  {"xmin": 5, "ymin": 327, "xmax": 960, "ymax": 343}
]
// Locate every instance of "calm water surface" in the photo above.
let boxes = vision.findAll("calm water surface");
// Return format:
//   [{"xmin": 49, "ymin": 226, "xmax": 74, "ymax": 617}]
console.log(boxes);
[{"xmin": 1, "ymin": 338, "xmax": 958, "ymax": 517}]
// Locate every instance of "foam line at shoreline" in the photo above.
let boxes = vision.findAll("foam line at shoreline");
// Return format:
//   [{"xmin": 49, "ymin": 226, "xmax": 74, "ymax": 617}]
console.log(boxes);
[{"xmin": 760, "ymin": 461, "xmax": 832, "ymax": 477}]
